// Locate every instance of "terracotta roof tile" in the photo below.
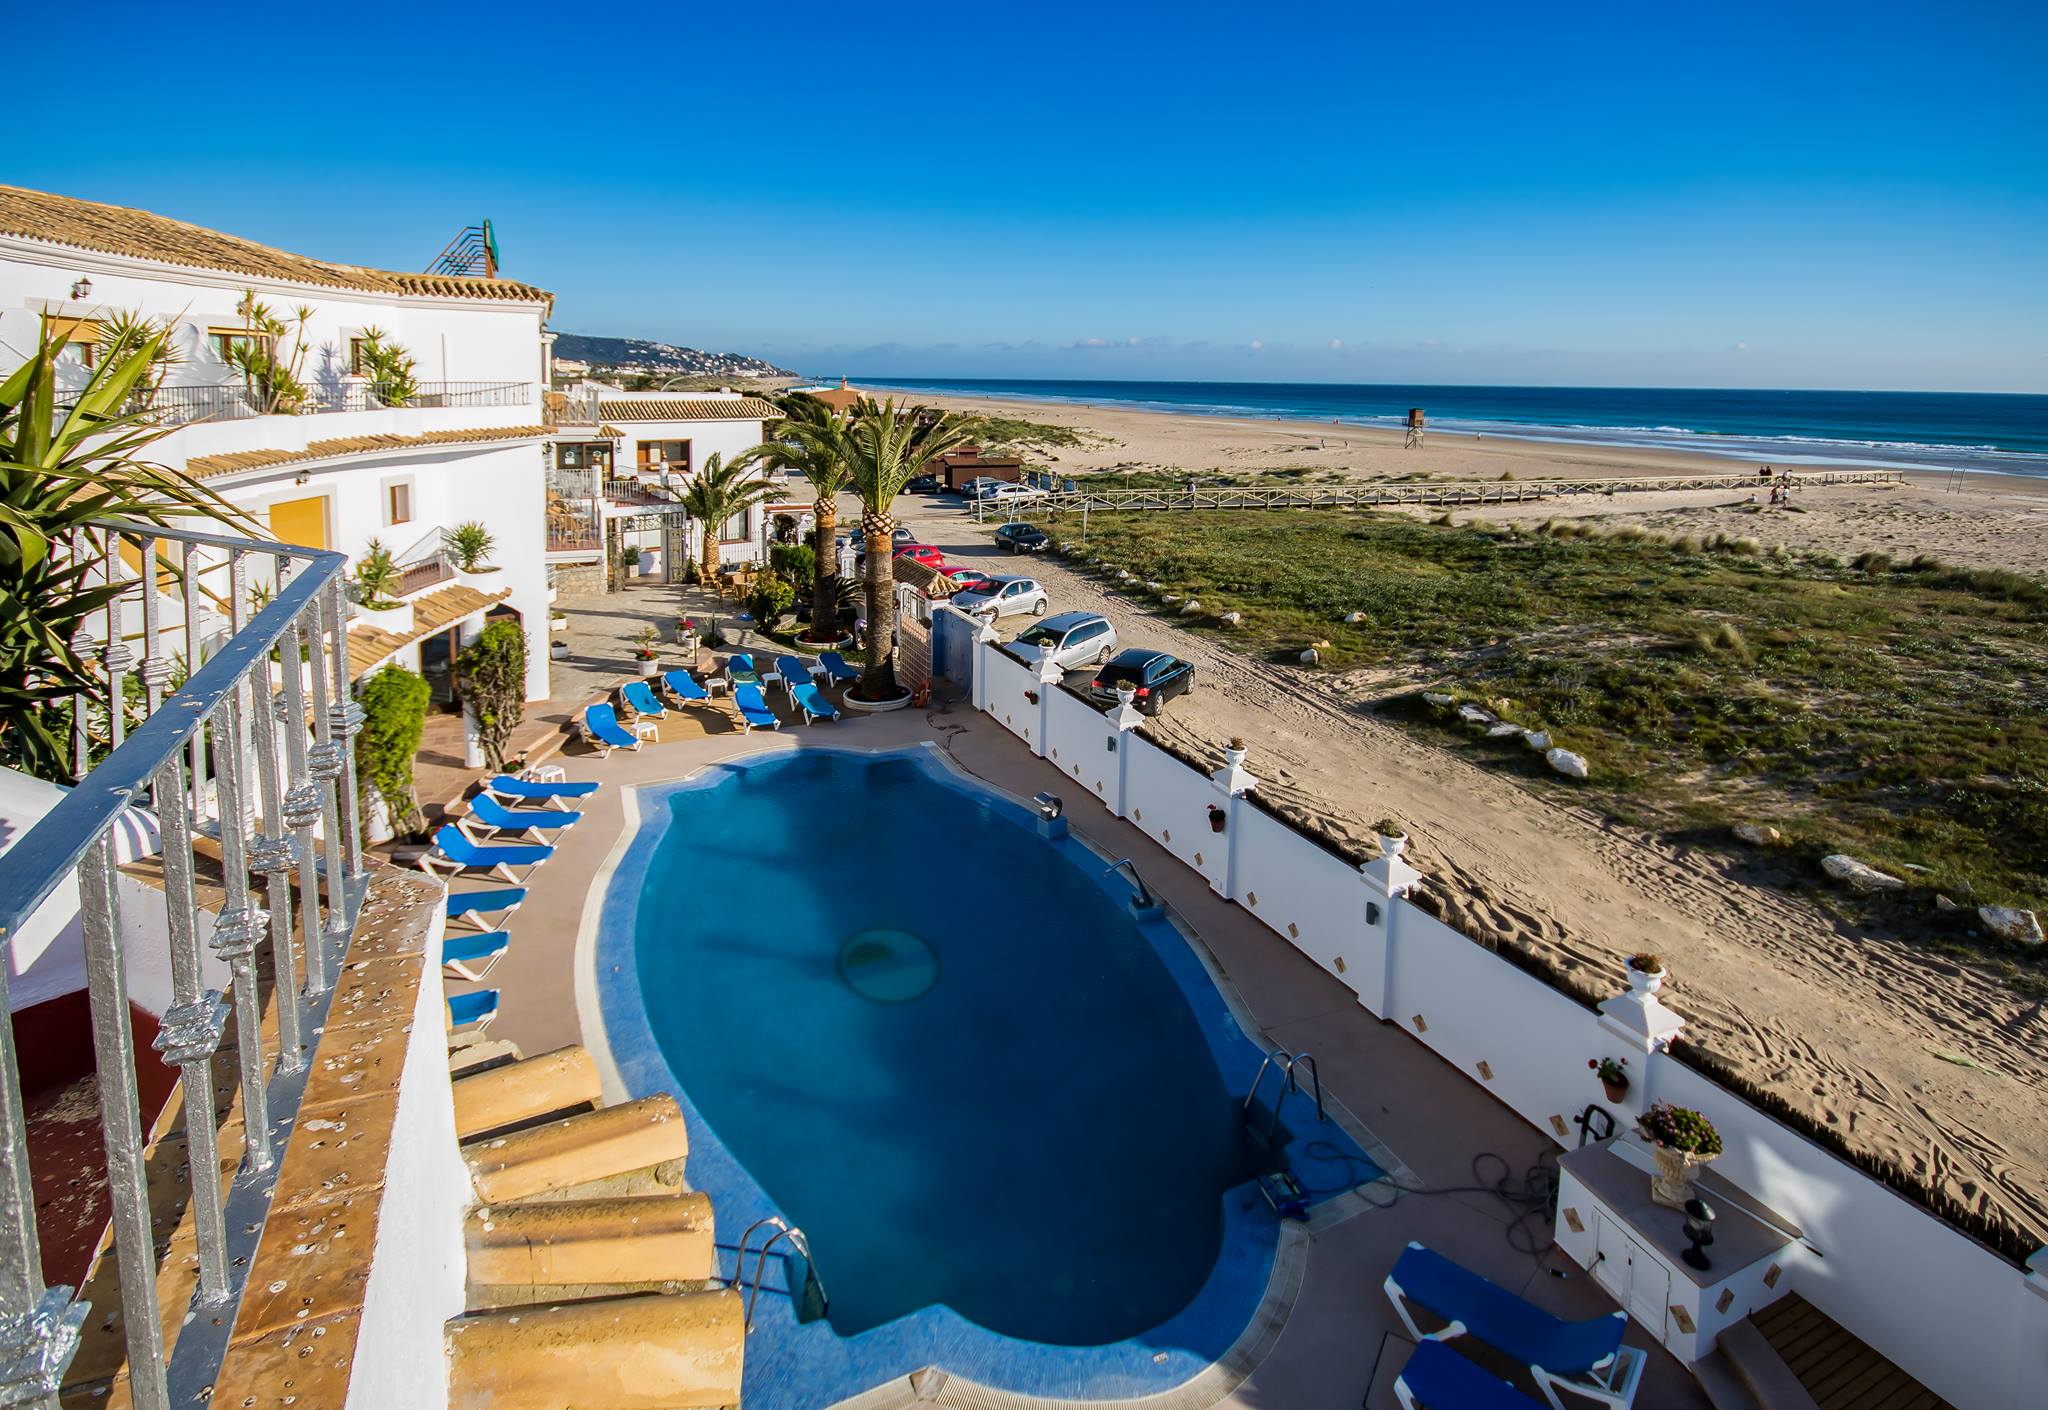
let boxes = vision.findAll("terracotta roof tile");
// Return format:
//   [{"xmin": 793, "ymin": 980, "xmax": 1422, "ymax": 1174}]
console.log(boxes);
[
  {"xmin": 348, "ymin": 584, "xmax": 511, "ymax": 679},
  {"xmin": 185, "ymin": 425, "xmax": 548, "ymax": 480},
  {"xmin": 592, "ymin": 397, "xmax": 780, "ymax": 423},
  {"xmin": 893, "ymin": 556, "xmax": 958, "ymax": 598},
  {"xmin": 0, "ymin": 184, "xmax": 552, "ymax": 306}
]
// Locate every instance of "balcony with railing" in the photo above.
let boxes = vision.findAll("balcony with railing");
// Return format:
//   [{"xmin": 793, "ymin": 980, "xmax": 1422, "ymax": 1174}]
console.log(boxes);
[
  {"xmin": 57, "ymin": 379, "xmax": 535, "ymax": 429},
  {"xmin": 0, "ymin": 519, "xmax": 385, "ymax": 1407}
]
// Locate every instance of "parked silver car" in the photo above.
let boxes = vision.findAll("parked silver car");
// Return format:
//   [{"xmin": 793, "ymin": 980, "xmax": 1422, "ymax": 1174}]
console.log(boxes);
[
  {"xmin": 952, "ymin": 575, "xmax": 1049, "ymax": 618},
  {"xmin": 1009, "ymin": 611, "xmax": 1120, "ymax": 670}
]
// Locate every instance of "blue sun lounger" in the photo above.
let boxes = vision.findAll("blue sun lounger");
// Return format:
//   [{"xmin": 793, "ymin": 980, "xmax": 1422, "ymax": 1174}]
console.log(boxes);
[
  {"xmin": 774, "ymin": 654, "xmax": 817, "ymax": 698},
  {"xmin": 485, "ymin": 775, "xmax": 600, "ymax": 808},
  {"xmin": 1394, "ymin": 1340, "xmax": 1543, "ymax": 1410},
  {"xmin": 662, "ymin": 669, "xmax": 711, "ymax": 705},
  {"xmin": 817, "ymin": 650, "xmax": 860, "ymax": 685},
  {"xmin": 465, "ymin": 793, "xmax": 582, "ymax": 840},
  {"xmin": 446, "ymin": 988, "xmax": 499, "ymax": 1033},
  {"xmin": 1384, "ymin": 1243, "xmax": 1643, "ymax": 1410},
  {"xmin": 442, "ymin": 931, "xmax": 511, "ymax": 982},
  {"xmin": 581, "ymin": 702, "xmax": 642, "ymax": 757},
  {"xmin": 733, "ymin": 683, "xmax": 780, "ymax": 732},
  {"xmin": 723, "ymin": 653, "xmax": 762, "ymax": 691},
  {"xmin": 620, "ymin": 679, "xmax": 667, "ymax": 719},
  {"xmin": 422, "ymin": 825, "xmax": 555, "ymax": 884},
  {"xmin": 445, "ymin": 886, "xmax": 526, "ymax": 932},
  {"xmin": 791, "ymin": 681, "xmax": 840, "ymax": 725}
]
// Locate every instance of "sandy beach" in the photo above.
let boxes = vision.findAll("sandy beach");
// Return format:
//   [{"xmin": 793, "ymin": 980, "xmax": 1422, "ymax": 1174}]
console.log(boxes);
[
  {"xmin": 890, "ymin": 388, "xmax": 2048, "ymax": 574},
  {"xmin": 885, "ymin": 387, "xmax": 2048, "ymax": 1248}
]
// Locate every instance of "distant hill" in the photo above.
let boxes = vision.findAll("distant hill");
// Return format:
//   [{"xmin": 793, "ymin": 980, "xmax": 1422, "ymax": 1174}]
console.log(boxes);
[{"xmin": 553, "ymin": 332, "xmax": 792, "ymax": 379}]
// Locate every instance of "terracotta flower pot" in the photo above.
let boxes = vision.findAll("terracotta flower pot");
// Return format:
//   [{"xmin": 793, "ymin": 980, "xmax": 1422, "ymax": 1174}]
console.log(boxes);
[{"xmin": 1601, "ymin": 1078, "xmax": 1629, "ymax": 1105}]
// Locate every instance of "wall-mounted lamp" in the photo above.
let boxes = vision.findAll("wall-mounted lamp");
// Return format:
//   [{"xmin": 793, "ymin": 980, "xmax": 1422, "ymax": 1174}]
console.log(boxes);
[
  {"xmin": 294, "ymin": 471, "xmax": 311, "ymax": 486},
  {"xmin": 70, "ymin": 277, "xmax": 93, "ymax": 301},
  {"xmin": 1366, "ymin": 901, "xmax": 1382, "ymax": 926}
]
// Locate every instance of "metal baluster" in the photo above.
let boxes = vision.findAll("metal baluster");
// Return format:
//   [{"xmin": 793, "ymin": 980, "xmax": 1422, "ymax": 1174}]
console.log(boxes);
[
  {"xmin": 102, "ymin": 536, "xmax": 133, "ymax": 753},
  {"xmin": 275, "ymin": 570, "xmax": 330, "ymax": 996},
  {"xmin": 303, "ymin": 587, "xmax": 350, "ymax": 959},
  {"xmin": 249, "ymin": 552, "xmax": 304, "ymax": 1069},
  {"xmin": 75, "ymin": 836, "xmax": 172, "ymax": 1410},
  {"xmin": 69, "ymin": 530, "xmax": 94, "ymax": 783},
  {"xmin": 136, "ymin": 533, "xmax": 172, "ymax": 719},
  {"xmin": 324, "ymin": 577, "xmax": 366, "ymax": 883},
  {"xmin": 181, "ymin": 541, "xmax": 206, "ymax": 821},
  {"xmin": 148, "ymin": 750, "xmax": 233, "ymax": 1304},
  {"xmin": 0, "ymin": 968, "xmax": 82, "ymax": 1410},
  {"xmin": 211, "ymin": 554, "xmax": 273, "ymax": 1172}
]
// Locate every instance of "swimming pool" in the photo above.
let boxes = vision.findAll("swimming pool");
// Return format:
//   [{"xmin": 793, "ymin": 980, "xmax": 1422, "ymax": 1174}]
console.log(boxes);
[{"xmin": 592, "ymin": 746, "xmax": 1379, "ymax": 1404}]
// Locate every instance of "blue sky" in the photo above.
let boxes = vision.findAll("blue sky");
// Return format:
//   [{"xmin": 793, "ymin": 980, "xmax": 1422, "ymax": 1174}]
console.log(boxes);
[{"xmin": 13, "ymin": 1, "xmax": 2046, "ymax": 390}]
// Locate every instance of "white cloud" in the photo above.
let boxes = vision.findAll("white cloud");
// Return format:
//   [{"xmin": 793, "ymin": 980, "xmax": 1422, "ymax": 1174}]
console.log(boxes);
[
  {"xmin": 1329, "ymin": 338, "xmax": 1344, "ymax": 351},
  {"xmin": 1248, "ymin": 339, "xmax": 1265, "ymax": 352}
]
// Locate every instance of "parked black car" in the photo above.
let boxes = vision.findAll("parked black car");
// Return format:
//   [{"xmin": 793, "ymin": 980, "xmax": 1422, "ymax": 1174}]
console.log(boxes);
[
  {"xmin": 993, "ymin": 522, "xmax": 1050, "ymax": 553},
  {"xmin": 1086, "ymin": 648, "xmax": 1195, "ymax": 715},
  {"xmin": 906, "ymin": 474, "xmax": 941, "ymax": 494}
]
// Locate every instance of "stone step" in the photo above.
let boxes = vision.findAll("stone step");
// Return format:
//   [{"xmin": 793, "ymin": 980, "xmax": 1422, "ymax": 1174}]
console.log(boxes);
[
  {"xmin": 1695, "ymin": 1347, "xmax": 1766, "ymax": 1410},
  {"xmin": 446, "ymin": 1289, "xmax": 743, "ymax": 1410},
  {"xmin": 1719, "ymin": 1318, "xmax": 1823, "ymax": 1410},
  {"xmin": 449, "ymin": 1034, "xmax": 523, "ymax": 1075},
  {"xmin": 462, "ymin": 1094, "xmax": 688, "ymax": 1204},
  {"xmin": 467, "ymin": 1192, "xmax": 716, "ymax": 1297},
  {"xmin": 452, "ymin": 1045, "xmax": 602, "ymax": 1141}
]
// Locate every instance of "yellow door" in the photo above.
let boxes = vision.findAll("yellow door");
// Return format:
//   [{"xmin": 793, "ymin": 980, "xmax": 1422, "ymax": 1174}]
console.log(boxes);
[{"xmin": 267, "ymin": 496, "xmax": 328, "ymax": 549}]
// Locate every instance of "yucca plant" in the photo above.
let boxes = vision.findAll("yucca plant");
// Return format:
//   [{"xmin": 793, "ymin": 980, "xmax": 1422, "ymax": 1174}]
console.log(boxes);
[
  {"xmin": 844, "ymin": 402, "xmax": 974, "ymax": 698},
  {"xmin": 228, "ymin": 292, "xmax": 313, "ymax": 414},
  {"xmin": 446, "ymin": 521, "xmax": 495, "ymax": 571},
  {"xmin": 1, "ymin": 317, "xmax": 253, "ymax": 779},
  {"xmin": 96, "ymin": 308, "xmax": 184, "ymax": 392},
  {"xmin": 679, "ymin": 452, "xmax": 778, "ymax": 583},
  {"xmin": 357, "ymin": 325, "xmax": 419, "ymax": 407},
  {"xmin": 352, "ymin": 538, "xmax": 404, "ymax": 606}
]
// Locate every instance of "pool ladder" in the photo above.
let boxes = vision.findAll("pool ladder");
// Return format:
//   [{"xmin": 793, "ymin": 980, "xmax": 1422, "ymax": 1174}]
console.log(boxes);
[
  {"xmin": 730, "ymin": 1216, "xmax": 829, "ymax": 1331},
  {"xmin": 1104, "ymin": 858, "xmax": 1158, "ymax": 910},
  {"xmin": 1242, "ymin": 1049, "xmax": 1325, "ymax": 1146}
]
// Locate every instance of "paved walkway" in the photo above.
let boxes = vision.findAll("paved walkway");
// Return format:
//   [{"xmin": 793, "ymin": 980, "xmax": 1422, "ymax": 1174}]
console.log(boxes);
[{"xmin": 433, "ymin": 688, "xmax": 1709, "ymax": 1410}]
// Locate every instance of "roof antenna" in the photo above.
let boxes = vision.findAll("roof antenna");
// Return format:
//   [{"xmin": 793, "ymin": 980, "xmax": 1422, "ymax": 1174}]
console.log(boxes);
[{"xmin": 426, "ymin": 219, "xmax": 499, "ymax": 278}]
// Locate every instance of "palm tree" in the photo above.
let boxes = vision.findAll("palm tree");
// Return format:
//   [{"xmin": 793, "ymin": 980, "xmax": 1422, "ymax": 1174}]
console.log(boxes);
[
  {"xmin": 679, "ymin": 451, "xmax": 778, "ymax": 584},
  {"xmin": 1, "ymin": 317, "xmax": 254, "ymax": 778},
  {"xmin": 843, "ymin": 401, "xmax": 975, "ymax": 699},
  {"xmin": 755, "ymin": 393, "xmax": 855, "ymax": 640}
]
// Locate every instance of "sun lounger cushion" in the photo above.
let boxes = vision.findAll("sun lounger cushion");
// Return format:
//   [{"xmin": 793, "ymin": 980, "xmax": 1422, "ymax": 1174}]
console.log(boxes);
[
  {"xmin": 433, "ymin": 825, "xmax": 554, "ymax": 871},
  {"xmin": 662, "ymin": 669, "xmax": 709, "ymax": 701},
  {"xmin": 818, "ymin": 650, "xmax": 860, "ymax": 682},
  {"xmin": 487, "ymin": 775, "xmax": 599, "ymax": 800},
  {"xmin": 445, "ymin": 887, "xmax": 526, "ymax": 920},
  {"xmin": 1396, "ymin": 1341, "xmax": 1543, "ymax": 1410},
  {"xmin": 1388, "ymin": 1243, "xmax": 1625, "ymax": 1376},
  {"xmin": 621, "ymin": 680, "xmax": 667, "ymax": 717},
  {"xmin": 582, "ymin": 703, "xmax": 638, "ymax": 749},
  {"xmin": 734, "ymin": 683, "xmax": 779, "ymax": 729},
  {"xmin": 468, "ymin": 794, "xmax": 581, "ymax": 834},
  {"xmin": 792, "ymin": 682, "xmax": 839, "ymax": 721}
]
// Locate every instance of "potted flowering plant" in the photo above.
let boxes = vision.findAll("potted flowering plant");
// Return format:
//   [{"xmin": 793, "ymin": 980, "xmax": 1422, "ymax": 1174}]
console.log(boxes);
[
  {"xmin": 1372, "ymin": 817, "xmax": 1409, "ymax": 860},
  {"xmin": 1626, "ymin": 952, "xmax": 1666, "ymax": 994},
  {"xmin": 1589, "ymin": 1055, "xmax": 1630, "ymax": 1104},
  {"xmin": 1638, "ymin": 1100, "xmax": 1722, "ymax": 1208},
  {"xmin": 632, "ymin": 624, "xmax": 661, "ymax": 677}
]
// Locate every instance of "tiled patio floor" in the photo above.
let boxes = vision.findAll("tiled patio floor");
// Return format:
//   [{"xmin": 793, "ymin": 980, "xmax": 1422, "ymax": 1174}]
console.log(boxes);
[{"xmin": 435, "ymin": 679, "xmax": 1711, "ymax": 1410}]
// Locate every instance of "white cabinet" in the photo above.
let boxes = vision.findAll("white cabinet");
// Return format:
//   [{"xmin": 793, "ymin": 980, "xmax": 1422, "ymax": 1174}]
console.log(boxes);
[{"xmin": 1555, "ymin": 1140, "xmax": 1801, "ymax": 1363}]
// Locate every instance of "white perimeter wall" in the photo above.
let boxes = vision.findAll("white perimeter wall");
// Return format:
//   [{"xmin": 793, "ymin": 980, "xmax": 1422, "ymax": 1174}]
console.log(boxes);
[
  {"xmin": 968, "ymin": 628, "xmax": 2048, "ymax": 1410},
  {"xmin": 345, "ymin": 905, "xmax": 467, "ymax": 1410}
]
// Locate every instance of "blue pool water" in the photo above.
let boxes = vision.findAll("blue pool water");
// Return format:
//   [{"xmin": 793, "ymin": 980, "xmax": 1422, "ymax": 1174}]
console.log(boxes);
[{"xmin": 596, "ymin": 747, "xmax": 1378, "ymax": 1400}]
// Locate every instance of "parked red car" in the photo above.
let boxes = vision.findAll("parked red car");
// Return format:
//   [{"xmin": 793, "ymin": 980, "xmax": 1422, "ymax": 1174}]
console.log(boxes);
[{"xmin": 893, "ymin": 543, "xmax": 947, "ymax": 569}]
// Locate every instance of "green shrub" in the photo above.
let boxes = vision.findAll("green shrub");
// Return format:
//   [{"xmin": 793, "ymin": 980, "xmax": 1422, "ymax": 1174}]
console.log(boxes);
[
  {"xmin": 770, "ymin": 542, "xmax": 816, "ymax": 587},
  {"xmin": 356, "ymin": 666, "xmax": 430, "ymax": 835},
  {"xmin": 748, "ymin": 578, "xmax": 795, "ymax": 626},
  {"xmin": 457, "ymin": 620, "xmax": 527, "ymax": 770}
]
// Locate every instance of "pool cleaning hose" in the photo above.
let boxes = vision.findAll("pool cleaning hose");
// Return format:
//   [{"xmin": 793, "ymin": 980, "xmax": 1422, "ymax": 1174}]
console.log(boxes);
[{"xmin": 1305, "ymin": 1143, "xmax": 1561, "ymax": 1262}]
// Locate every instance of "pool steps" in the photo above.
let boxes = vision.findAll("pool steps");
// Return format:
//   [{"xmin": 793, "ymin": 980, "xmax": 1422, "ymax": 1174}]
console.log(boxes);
[
  {"xmin": 452, "ymin": 1044, "xmax": 603, "ymax": 1140},
  {"xmin": 442, "ymin": 1037, "xmax": 744, "ymax": 1408}
]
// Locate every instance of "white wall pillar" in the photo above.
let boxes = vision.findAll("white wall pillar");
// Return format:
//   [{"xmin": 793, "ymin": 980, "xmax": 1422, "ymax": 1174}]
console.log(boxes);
[
  {"xmin": 969, "ymin": 614, "xmax": 997, "ymax": 713},
  {"xmin": 1358, "ymin": 844, "xmax": 1421, "ymax": 1018},
  {"xmin": 1107, "ymin": 685, "xmax": 1146, "ymax": 818},
  {"xmin": 1598, "ymin": 965, "xmax": 1687, "ymax": 1120},
  {"xmin": 1206, "ymin": 740, "xmax": 1258, "ymax": 900},
  {"xmin": 1031, "ymin": 642, "xmax": 1063, "ymax": 759}
]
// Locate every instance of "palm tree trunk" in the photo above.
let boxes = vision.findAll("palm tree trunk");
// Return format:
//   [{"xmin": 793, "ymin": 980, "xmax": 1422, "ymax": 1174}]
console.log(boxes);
[
  {"xmin": 700, "ymin": 523, "xmax": 721, "ymax": 586},
  {"xmin": 858, "ymin": 507, "xmax": 896, "ymax": 698},
  {"xmin": 809, "ymin": 495, "xmax": 838, "ymax": 641}
]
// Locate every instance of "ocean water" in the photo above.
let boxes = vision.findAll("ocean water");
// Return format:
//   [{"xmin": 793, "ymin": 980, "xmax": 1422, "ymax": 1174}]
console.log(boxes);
[
  {"xmin": 630, "ymin": 750, "xmax": 1374, "ymax": 1347},
  {"xmin": 862, "ymin": 378, "xmax": 2048, "ymax": 477}
]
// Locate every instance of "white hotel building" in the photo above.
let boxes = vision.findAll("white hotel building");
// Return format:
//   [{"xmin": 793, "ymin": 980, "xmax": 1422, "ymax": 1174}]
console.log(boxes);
[{"xmin": 0, "ymin": 184, "xmax": 557, "ymax": 703}]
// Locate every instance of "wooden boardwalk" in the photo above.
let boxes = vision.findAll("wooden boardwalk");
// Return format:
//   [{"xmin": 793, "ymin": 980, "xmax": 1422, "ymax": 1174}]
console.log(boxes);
[{"xmin": 973, "ymin": 467, "xmax": 1904, "ymax": 518}]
